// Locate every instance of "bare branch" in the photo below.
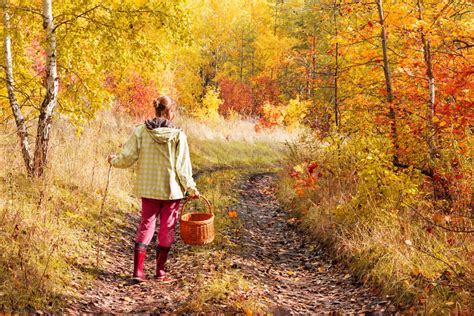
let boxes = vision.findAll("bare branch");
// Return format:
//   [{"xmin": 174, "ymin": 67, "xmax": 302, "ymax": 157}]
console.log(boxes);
[
  {"xmin": 53, "ymin": 4, "xmax": 102, "ymax": 32},
  {"xmin": 452, "ymin": 39, "xmax": 473, "ymax": 49},
  {"xmin": 10, "ymin": 5, "xmax": 43, "ymax": 18}
]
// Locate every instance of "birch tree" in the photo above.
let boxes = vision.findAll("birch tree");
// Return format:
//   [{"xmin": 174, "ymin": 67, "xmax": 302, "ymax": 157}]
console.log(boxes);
[
  {"xmin": 417, "ymin": 0, "xmax": 438, "ymax": 162},
  {"xmin": 2, "ymin": 0, "xmax": 33, "ymax": 174},
  {"xmin": 2, "ymin": 0, "xmax": 190, "ymax": 177},
  {"xmin": 32, "ymin": 0, "xmax": 58, "ymax": 177},
  {"xmin": 2, "ymin": 0, "xmax": 64, "ymax": 176}
]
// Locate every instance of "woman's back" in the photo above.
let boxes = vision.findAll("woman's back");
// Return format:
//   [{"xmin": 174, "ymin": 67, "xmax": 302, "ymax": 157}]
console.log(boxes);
[
  {"xmin": 137, "ymin": 124, "xmax": 186, "ymax": 200},
  {"xmin": 111, "ymin": 121, "xmax": 196, "ymax": 200}
]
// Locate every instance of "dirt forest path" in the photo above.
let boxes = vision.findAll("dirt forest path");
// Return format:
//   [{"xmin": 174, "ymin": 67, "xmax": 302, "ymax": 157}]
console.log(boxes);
[{"xmin": 68, "ymin": 173, "xmax": 397, "ymax": 314}]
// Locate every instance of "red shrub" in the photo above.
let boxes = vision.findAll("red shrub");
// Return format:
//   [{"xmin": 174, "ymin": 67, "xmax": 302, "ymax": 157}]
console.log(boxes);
[
  {"xmin": 251, "ymin": 75, "xmax": 280, "ymax": 115},
  {"xmin": 106, "ymin": 72, "xmax": 158, "ymax": 120},
  {"xmin": 218, "ymin": 79, "xmax": 254, "ymax": 117}
]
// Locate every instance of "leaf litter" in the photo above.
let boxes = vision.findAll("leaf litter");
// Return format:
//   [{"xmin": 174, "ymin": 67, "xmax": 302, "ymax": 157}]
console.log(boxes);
[{"xmin": 65, "ymin": 172, "xmax": 398, "ymax": 314}]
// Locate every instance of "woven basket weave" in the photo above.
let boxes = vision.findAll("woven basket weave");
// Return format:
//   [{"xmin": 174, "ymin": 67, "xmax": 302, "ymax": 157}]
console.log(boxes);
[{"xmin": 180, "ymin": 196, "xmax": 215, "ymax": 245}]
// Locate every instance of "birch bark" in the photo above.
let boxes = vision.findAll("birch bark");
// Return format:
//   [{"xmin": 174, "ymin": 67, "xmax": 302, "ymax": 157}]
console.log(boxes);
[
  {"xmin": 33, "ymin": 0, "xmax": 59, "ymax": 177},
  {"xmin": 2, "ymin": 0, "xmax": 33, "ymax": 175},
  {"xmin": 417, "ymin": 0, "xmax": 438, "ymax": 161},
  {"xmin": 333, "ymin": 0, "xmax": 340, "ymax": 128}
]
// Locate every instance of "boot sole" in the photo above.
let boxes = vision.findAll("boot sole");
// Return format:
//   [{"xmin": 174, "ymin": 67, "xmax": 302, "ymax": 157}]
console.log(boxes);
[{"xmin": 132, "ymin": 277, "xmax": 146, "ymax": 283}]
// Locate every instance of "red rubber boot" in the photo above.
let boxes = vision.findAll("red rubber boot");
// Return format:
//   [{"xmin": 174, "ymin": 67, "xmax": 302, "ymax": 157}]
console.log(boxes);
[
  {"xmin": 155, "ymin": 245, "xmax": 173, "ymax": 283},
  {"xmin": 132, "ymin": 244, "xmax": 147, "ymax": 282}
]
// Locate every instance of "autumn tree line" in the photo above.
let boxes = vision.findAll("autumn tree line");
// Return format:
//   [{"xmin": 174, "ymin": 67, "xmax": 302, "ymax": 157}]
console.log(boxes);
[
  {"xmin": 1, "ymin": 0, "xmax": 472, "ymax": 228},
  {"xmin": 1, "ymin": 0, "xmax": 471, "ymax": 183}
]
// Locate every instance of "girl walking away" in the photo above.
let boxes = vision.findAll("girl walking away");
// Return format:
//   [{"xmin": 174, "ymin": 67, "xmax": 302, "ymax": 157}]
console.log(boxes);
[{"xmin": 108, "ymin": 96, "xmax": 200, "ymax": 283}]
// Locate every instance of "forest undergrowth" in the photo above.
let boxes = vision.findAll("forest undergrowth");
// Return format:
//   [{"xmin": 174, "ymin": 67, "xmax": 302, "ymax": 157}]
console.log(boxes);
[{"xmin": 277, "ymin": 132, "xmax": 473, "ymax": 314}]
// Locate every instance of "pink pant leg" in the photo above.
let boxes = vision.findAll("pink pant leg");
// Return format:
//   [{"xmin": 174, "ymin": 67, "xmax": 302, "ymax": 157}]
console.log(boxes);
[
  {"xmin": 135, "ymin": 198, "xmax": 161, "ymax": 245},
  {"xmin": 157, "ymin": 199, "xmax": 182, "ymax": 248}
]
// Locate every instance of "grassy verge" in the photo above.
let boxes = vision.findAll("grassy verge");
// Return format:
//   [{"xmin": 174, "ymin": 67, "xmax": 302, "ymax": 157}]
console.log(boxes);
[
  {"xmin": 0, "ymin": 111, "xmax": 134, "ymax": 311},
  {"xmin": 276, "ymin": 134, "xmax": 473, "ymax": 314},
  {"xmin": 179, "ymin": 115, "xmax": 291, "ymax": 171},
  {"xmin": 0, "ymin": 163, "xmax": 135, "ymax": 311}
]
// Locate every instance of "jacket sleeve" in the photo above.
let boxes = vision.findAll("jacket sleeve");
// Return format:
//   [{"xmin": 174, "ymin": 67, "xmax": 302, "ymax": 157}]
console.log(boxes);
[
  {"xmin": 175, "ymin": 131, "xmax": 197, "ymax": 194},
  {"xmin": 111, "ymin": 127, "xmax": 140, "ymax": 168}
]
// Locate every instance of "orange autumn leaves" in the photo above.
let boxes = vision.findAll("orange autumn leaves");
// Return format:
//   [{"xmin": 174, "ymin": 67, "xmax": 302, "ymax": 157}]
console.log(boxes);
[
  {"xmin": 227, "ymin": 210, "xmax": 238, "ymax": 218},
  {"xmin": 289, "ymin": 161, "xmax": 322, "ymax": 197}
]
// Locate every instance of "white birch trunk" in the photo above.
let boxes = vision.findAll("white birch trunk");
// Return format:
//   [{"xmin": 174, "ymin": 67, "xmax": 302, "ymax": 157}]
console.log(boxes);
[
  {"xmin": 333, "ymin": 0, "xmax": 340, "ymax": 128},
  {"xmin": 2, "ymin": 0, "xmax": 33, "ymax": 175},
  {"xmin": 417, "ymin": 0, "xmax": 438, "ymax": 160},
  {"xmin": 33, "ymin": 0, "xmax": 59, "ymax": 177}
]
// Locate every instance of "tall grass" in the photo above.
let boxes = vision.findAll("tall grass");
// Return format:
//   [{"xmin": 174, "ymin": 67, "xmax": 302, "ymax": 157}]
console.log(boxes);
[
  {"xmin": 177, "ymin": 115, "xmax": 299, "ymax": 143},
  {"xmin": 0, "ymin": 111, "xmax": 135, "ymax": 311}
]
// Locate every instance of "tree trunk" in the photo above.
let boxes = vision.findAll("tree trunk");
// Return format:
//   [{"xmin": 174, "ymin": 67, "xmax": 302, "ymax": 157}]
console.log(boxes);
[
  {"xmin": 239, "ymin": 29, "xmax": 244, "ymax": 81},
  {"xmin": 214, "ymin": 46, "xmax": 219, "ymax": 79},
  {"xmin": 273, "ymin": 0, "xmax": 279, "ymax": 36},
  {"xmin": 33, "ymin": 0, "xmax": 59, "ymax": 177},
  {"xmin": 333, "ymin": 0, "xmax": 340, "ymax": 128},
  {"xmin": 417, "ymin": 0, "xmax": 438, "ymax": 161},
  {"xmin": 416, "ymin": 0, "xmax": 450, "ymax": 200},
  {"xmin": 311, "ymin": 31, "xmax": 316, "ymax": 100},
  {"xmin": 2, "ymin": 0, "xmax": 34, "ymax": 175},
  {"xmin": 376, "ymin": 0, "xmax": 399, "ymax": 163}
]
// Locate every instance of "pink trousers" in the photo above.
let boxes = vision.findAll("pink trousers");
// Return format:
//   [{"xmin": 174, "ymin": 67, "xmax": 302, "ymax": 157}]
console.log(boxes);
[{"xmin": 135, "ymin": 198, "xmax": 182, "ymax": 248}]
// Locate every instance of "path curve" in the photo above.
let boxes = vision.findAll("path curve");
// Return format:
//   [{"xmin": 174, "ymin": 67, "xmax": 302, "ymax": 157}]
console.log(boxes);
[{"xmin": 67, "ymin": 172, "xmax": 397, "ymax": 314}]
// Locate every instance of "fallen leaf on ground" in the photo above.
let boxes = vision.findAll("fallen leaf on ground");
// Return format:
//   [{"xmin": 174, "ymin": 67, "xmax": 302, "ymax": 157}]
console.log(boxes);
[
  {"xmin": 228, "ymin": 210, "xmax": 238, "ymax": 218},
  {"xmin": 287, "ymin": 218, "xmax": 297, "ymax": 225}
]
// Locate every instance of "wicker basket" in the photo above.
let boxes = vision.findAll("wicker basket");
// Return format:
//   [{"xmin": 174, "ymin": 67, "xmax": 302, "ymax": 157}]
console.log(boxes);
[{"xmin": 180, "ymin": 196, "xmax": 215, "ymax": 245}]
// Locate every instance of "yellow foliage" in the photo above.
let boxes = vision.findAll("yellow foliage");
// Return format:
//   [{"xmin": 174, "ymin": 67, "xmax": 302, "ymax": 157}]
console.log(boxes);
[
  {"xmin": 194, "ymin": 86, "xmax": 223, "ymax": 122},
  {"xmin": 282, "ymin": 97, "xmax": 310, "ymax": 129}
]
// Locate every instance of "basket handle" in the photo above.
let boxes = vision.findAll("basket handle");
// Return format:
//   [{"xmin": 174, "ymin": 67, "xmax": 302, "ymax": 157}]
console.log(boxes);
[{"xmin": 181, "ymin": 195, "xmax": 213, "ymax": 216}]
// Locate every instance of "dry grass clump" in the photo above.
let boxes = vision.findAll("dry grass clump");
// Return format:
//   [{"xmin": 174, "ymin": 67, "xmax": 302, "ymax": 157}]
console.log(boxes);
[
  {"xmin": 0, "ymin": 173, "xmax": 76, "ymax": 310},
  {"xmin": 277, "ymin": 133, "xmax": 473, "ymax": 314},
  {"xmin": 184, "ymin": 269, "xmax": 268, "ymax": 314},
  {"xmin": 176, "ymin": 115, "xmax": 301, "ymax": 144}
]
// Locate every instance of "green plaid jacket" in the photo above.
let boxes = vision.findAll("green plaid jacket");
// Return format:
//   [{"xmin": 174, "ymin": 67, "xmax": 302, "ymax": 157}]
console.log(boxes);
[{"xmin": 111, "ymin": 124, "xmax": 197, "ymax": 200}]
